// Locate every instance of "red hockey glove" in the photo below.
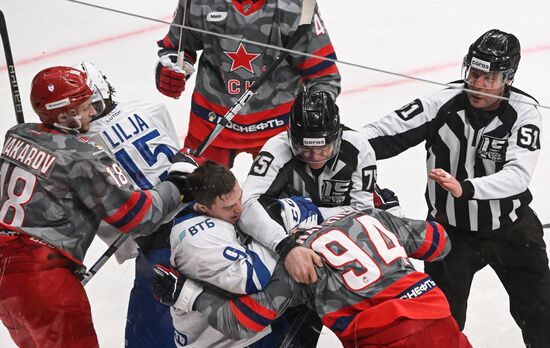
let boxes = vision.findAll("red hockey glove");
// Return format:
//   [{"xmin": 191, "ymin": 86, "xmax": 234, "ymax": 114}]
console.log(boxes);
[
  {"xmin": 155, "ymin": 52, "xmax": 187, "ymax": 98},
  {"xmin": 174, "ymin": 147, "xmax": 207, "ymax": 167}
]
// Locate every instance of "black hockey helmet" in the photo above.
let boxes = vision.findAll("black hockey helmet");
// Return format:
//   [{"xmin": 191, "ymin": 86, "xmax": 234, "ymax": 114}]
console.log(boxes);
[
  {"xmin": 462, "ymin": 29, "xmax": 521, "ymax": 87},
  {"xmin": 289, "ymin": 90, "xmax": 342, "ymax": 164}
]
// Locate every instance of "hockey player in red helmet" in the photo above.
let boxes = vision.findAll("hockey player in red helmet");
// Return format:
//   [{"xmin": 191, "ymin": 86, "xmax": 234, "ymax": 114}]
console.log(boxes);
[
  {"xmin": 30, "ymin": 66, "xmax": 99, "ymax": 133},
  {"xmin": 0, "ymin": 66, "xmax": 189, "ymax": 348}
]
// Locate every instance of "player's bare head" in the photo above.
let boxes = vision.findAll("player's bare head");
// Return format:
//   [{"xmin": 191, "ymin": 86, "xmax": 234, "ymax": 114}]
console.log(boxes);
[
  {"xmin": 289, "ymin": 90, "xmax": 342, "ymax": 169},
  {"xmin": 187, "ymin": 161, "xmax": 243, "ymax": 224},
  {"xmin": 30, "ymin": 66, "xmax": 96, "ymax": 133},
  {"xmin": 73, "ymin": 61, "xmax": 116, "ymax": 117},
  {"xmin": 186, "ymin": 161, "xmax": 238, "ymax": 207}
]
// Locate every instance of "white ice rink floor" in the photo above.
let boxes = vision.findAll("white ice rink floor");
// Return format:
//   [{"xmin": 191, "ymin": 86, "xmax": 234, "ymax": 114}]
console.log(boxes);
[{"xmin": 1, "ymin": 1, "xmax": 549, "ymax": 347}]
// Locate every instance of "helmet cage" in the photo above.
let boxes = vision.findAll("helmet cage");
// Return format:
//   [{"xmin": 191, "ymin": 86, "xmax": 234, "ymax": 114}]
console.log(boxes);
[{"xmin": 73, "ymin": 61, "xmax": 112, "ymax": 115}]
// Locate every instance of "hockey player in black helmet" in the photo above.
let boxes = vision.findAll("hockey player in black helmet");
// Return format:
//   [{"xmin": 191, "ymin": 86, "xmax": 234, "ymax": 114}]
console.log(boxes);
[{"xmin": 363, "ymin": 29, "xmax": 550, "ymax": 347}]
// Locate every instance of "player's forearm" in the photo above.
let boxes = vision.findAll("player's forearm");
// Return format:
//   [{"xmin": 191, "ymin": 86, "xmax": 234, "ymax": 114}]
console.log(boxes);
[
  {"xmin": 193, "ymin": 266, "xmax": 296, "ymax": 340},
  {"xmin": 239, "ymin": 200, "xmax": 288, "ymax": 251}
]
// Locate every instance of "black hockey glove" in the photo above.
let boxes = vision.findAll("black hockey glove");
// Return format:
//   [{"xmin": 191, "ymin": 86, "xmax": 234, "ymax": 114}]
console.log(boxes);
[
  {"xmin": 173, "ymin": 147, "xmax": 207, "ymax": 167},
  {"xmin": 374, "ymin": 184, "xmax": 401, "ymax": 215},
  {"xmin": 166, "ymin": 148, "xmax": 204, "ymax": 202},
  {"xmin": 152, "ymin": 264, "xmax": 185, "ymax": 306}
]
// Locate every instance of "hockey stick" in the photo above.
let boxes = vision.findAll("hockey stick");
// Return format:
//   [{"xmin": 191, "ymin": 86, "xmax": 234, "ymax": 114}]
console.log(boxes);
[
  {"xmin": 80, "ymin": 0, "xmax": 190, "ymax": 283},
  {"xmin": 176, "ymin": 0, "xmax": 188, "ymax": 67},
  {"xmin": 192, "ymin": 0, "xmax": 317, "ymax": 156},
  {"xmin": 80, "ymin": 233, "xmax": 129, "ymax": 285},
  {"xmin": 0, "ymin": 10, "xmax": 24, "ymax": 124}
]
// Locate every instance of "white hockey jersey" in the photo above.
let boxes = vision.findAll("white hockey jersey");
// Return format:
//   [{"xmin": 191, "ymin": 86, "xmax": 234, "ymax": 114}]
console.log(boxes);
[
  {"xmin": 87, "ymin": 99, "xmax": 181, "ymax": 262},
  {"xmin": 88, "ymin": 99, "xmax": 181, "ymax": 189},
  {"xmin": 169, "ymin": 210, "xmax": 278, "ymax": 347}
]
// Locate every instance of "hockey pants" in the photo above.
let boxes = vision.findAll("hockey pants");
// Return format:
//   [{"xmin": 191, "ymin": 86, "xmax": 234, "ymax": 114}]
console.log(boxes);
[
  {"xmin": 0, "ymin": 235, "xmax": 98, "ymax": 348},
  {"xmin": 125, "ymin": 247, "xmax": 176, "ymax": 348},
  {"xmin": 425, "ymin": 208, "xmax": 550, "ymax": 348}
]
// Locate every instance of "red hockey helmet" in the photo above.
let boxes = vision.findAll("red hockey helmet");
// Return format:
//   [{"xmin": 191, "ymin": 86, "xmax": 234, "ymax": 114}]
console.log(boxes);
[{"xmin": 30, "ymin": 66, "xmax": 93, "ymax": 125}]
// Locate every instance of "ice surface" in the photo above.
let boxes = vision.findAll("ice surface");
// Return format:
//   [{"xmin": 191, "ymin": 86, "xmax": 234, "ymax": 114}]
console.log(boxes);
[{"xmin": 1, "ymin": 1, "xmax": 549, "ymax": 347}]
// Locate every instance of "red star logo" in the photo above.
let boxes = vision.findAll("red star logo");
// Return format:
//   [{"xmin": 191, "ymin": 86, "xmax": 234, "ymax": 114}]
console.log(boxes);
[{"xmin": 224, "ymin": 43, "xmax": 261, "ymax": 74}]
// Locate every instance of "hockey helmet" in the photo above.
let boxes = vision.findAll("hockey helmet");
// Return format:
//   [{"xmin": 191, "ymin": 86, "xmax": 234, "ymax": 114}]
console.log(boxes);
[
  {"xmin": 289, "ymin": 90, "xmax": 342, "ymax": 164},
  {"xmin": 30, "ymin": 66, "xmax": 93, "ymax": 125},
  {"xmin": 73, "ymin": 61, "xmax": 113, "ymax": 115},
  {"xmin": 462, "ymin": 29, "xmax": 521, "ymax": 89}
]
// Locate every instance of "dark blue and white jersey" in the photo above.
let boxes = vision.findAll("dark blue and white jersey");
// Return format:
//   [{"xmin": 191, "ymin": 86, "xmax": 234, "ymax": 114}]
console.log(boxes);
[
  {"xmin": 87, "ymin": 99, "xmax": 181, "ymax": 190},
  {"xmin": 87, "ymin": 99, "xmax": 182, "ymax": 261},
  {"xmin": 168, "ymin": 210, "xmax": 278, "ymax": 347}
]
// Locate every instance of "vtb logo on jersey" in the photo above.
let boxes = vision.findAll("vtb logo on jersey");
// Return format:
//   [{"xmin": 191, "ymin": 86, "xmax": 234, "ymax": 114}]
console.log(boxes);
[
  {"xmin": 321, "ymin": 179, "xmax": 351, "ymax": 205},
  {"xmin": 478, "ymin": 135, "xmax": 507, "ymax": 162}
]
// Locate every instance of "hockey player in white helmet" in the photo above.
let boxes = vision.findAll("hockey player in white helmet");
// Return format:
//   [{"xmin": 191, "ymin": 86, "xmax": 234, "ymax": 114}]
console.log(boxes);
[{"xmin": 75, "ymin": 61, "xmax": 183, "ymax": 348}]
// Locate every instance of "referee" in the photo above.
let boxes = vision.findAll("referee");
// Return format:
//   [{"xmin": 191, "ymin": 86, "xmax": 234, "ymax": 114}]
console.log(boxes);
[{"xmin": 362, "ymin": 29, "xmax": 550, "ymax": 348}]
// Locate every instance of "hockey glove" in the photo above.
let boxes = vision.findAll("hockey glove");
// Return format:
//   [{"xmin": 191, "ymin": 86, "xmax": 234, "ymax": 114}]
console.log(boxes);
[
  {"xmin": 374, "ymin": 184, "xmax": 402, "ymax": 217},
  {"xmin": 155, "ymin": 51, "xmax": 193, "ymax": 99},
  {"xmin": 153, "ymin": 264, "xmax": 184, "ymax": 306},
  {"xmin": 173, "ymin": 147, "xmax": 207, "ymax": 167},
  {"xmin": 166, "ymin": 153, "xmax": 198, "ymax": 202},
  {"xmin": 278, "ymin": 196, "xmax": 323, "ymax": 233},
  {"xmin": 153, "ymin": 264, "xmax": 203, "ymax": 312}
]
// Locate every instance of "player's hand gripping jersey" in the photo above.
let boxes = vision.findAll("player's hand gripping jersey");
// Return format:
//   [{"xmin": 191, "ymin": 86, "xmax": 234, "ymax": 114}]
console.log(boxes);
[
  {"xmin": 238, "ymin": 128, "xmax": 377, "ymax": 251},
  {"xmin": 158, "ymin": 0, "xmax": 341, "ymax": 149},
  {"xmin": 190, "ymin": 209, "xmax": 452, "ymax": 347},
  {"xmin": 168, "ymin": 210, "xmax": 278, "ymax": 347},
  {"xmin": 0, "ymin": 123, "xmax": 181, "ymax": 263}
]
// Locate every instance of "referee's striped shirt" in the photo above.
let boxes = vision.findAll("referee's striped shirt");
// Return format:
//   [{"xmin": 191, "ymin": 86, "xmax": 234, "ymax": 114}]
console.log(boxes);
[{"xmin": 362, "ymin": 83, "xmax": 541, "ymax": 232}]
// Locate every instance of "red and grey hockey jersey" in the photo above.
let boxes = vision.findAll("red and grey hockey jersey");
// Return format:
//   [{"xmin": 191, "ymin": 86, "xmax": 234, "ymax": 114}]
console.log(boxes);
[
  {"xmin": 159, "ymin": 0, "xmax": 341, "ymax": 149},
  {"xmin": 191, "ymin": 209, "xmax": 452, "ymax": 347},
  {"xmin": 0, "ymin": 123, "xmax": 181, "ymax": 263}
]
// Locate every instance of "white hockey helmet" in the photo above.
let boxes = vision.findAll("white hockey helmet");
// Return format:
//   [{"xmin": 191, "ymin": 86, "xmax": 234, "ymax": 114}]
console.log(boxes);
[{"xmin": 72, "ymin": 61, "xmax": 113, "ymax": 115}]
